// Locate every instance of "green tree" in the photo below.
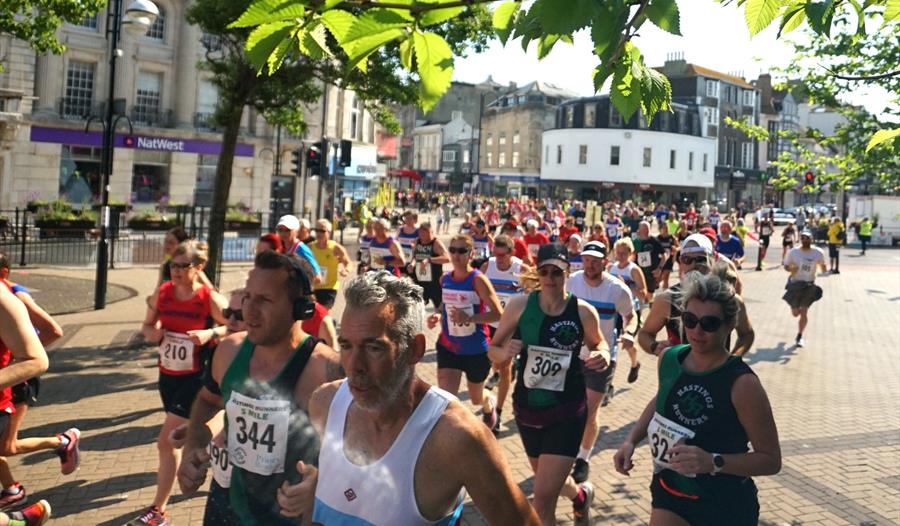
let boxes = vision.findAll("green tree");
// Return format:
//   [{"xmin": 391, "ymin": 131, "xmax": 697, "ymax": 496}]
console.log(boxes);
[
  {"xmin": 0, "ymin": 0, "xmax": 105, "ymax": 58},
  {"xmin": 187, "ymin": 0, "xmax": 491, "ymax": 283}
]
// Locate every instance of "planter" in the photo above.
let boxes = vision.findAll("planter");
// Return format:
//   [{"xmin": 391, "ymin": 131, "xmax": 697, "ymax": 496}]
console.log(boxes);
[
  {"xmin": 128, "ymin": 218, "xmax": 178, "ymax": 231},
  {"xmin": 34, "ymin": 219, "xmax": 96, "ymax": 239},
  {"xmin": 225, "ymin": 220, "xmax": 262, "ymax": 234}
]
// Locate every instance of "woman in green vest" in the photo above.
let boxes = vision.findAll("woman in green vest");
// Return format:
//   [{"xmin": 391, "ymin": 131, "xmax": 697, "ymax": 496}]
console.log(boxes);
[{"xmin": 858, "ymin": 217, "xmax": 874, "ymax": 255}]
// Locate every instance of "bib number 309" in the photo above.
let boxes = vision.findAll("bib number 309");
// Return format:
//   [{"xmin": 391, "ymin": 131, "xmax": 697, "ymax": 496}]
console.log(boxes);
[{"xmin": 523, "ymin": 345, "xmax": 572, "ymax": 392}]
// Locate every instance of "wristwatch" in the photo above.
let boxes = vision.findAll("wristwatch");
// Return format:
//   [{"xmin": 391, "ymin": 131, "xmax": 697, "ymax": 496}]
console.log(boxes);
[{"xmin": 711, "ymin": 453, "xmax": 725, "ymax": 475}]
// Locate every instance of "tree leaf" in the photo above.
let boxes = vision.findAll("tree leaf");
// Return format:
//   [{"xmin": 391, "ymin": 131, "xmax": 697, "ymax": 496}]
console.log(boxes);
[
  {"xmin": 646, "ymin": 0, "xmax": 682, "ymax": 36},
  {"xmin": 412, "ymin": 31, "xmax": 454, "ymax": 111},
  {"xmin": 493, "ymin": 1, "xmax": 520, "ymax": 45},
  {"xmin": 778, "ymin": 5, "xmax": 806, "ymax": 37},
  {"xmin": 267, "ymin": 33, "xmax": 295, "ymax": 74},
  {"xmin": 536, "ymin": 34, "xmax": 562, "ymax": 59},
  {"xmin": 320, "ymin": 9, "xmax": 357, "ymax": 42},
  {"xmin": 641, "ymin": 66, "xmax": 672, "ymax": 123},
  {"xmin": 245, "ymin": 21, "xmax": 295, "ymax": 72},
  {"xmin": 536, "ymin": 0, "xmax": 595, "ymax": 34},
  {"xmin": 230, "ymin": 0, "xmax": 308, "ymax": 29},
  {"xmin": 344, "ymin": 28, "xmax": 407, "ymax": 73},
  {"xmin": 399, "ymin": 36, "xmax": 414, "ymax": 70},
  {"xmin": 344, "ymin": 8, "xmax": 412, "ymax": 44},
  {"xmin": 744, "ymin": 0, "xmax": 782, "ymax": 36},
  {"xmin": 610, "ymin": 43, "xmax": 641, "ymax": 121},
  {"xmin": 298, "ymin": 21, "xmax": 331, "ymax": 59},
  {"xmin": 885, "ymin": 0, "xmax": 900, "ymax": 22},
  {"xmin": 593, "ymin": 66, "xmax": 614, "ymax": 93},
  {"xmin": 866, "ymin": 128, "xmax": 900, "ymax": 152},
  {"xmin": 419, "ymin": 5, "xmax": 466, "ymax": 26},
  {"xmin": 805, "ymin": 1, "xmax": 836, "ymax": 35}
]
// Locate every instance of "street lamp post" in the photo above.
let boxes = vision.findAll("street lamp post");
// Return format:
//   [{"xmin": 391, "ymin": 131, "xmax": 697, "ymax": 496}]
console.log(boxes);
[{"xmin": 94, "ymin": 0, "xmax": 159, "ymax": 310}]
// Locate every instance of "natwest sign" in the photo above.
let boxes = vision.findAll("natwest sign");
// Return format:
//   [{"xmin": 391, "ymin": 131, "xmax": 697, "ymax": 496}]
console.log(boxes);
[
  {"xmin": 30, "ymin": 126, "xmax": 254, "ymax": 157},
  {"xmin": 135, "ymin": 136, "xmax": 186, "ymax": 152}
]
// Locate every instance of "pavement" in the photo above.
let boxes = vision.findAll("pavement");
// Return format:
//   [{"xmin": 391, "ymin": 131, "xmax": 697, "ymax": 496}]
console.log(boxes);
[{"xmin": 4, "ymin": 219, "xmax": 900, "ymax": 525}]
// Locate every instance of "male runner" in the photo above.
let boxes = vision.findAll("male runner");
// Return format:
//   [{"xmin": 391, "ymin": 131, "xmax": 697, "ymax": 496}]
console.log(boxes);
[
  {"xmin": 715, "ymin": 221, "xmax": 745, "ymax": 268},
  {"xmin": 523, "ymin": 220, "xmax": 550, "ymax": 261},
  {"xmin": 275, "ymin": 215, "xmax": 322, "ymax": 282},
  {"xmin": 782, "ymin": 230, "xmax": 827, "ymax": 347},
  {"xmin": 177, "ymin": 251, "xmax": 341, "ymax": 525},
  {"xmin": 309, "ymin": 219, "xmax": 351, "ymax": 309},
  {"xmin": 632, "ymin": 221, "xmax": 667, "ymax": 298},
  {"xmin": 566, "ymin": 241, "xmax": 635, "ymax": 483}
]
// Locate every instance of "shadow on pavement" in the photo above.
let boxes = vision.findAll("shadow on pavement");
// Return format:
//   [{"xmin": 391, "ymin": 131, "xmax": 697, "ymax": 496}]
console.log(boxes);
[
  {"xmin": 18, "ymin": 407, "xmax": 158, "ymax": 439},
  {"xmin": 20, "ymin": 423, "xmax": 160, "ymax": 466},
  {"xmin": 28, "ymin": 472, "xmax": 157, "ymax": 519},
  {"xmin": 36, "ymin": 371, "xmax": 152, "ymax": 405},
  {"xmin": 743, "ymin": 342, "xmax": 798, "ymax": 366}
]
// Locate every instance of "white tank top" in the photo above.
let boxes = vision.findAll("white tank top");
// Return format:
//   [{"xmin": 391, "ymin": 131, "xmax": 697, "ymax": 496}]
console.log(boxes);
[
  {"xmin": 609, "ymin": 262, "xmax": 643, "ymax": 309},
  {"xmin": 312, "ymin": 381, "xmax": 465, "ymax": 526},
  {"xmin": 485, "ymin": 256, "xmax": 523, "ymax": 328}
]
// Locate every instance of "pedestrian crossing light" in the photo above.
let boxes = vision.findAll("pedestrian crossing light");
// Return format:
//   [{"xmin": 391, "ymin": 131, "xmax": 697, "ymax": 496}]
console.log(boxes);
[
  {"xmin": 290, "ymin": 149, "xmax": 301, "ymax": 176},
  {"xmin": 804, "ymin": 171, "xmax": 815, "ymax": 186},
  {"xmin": 307, "ymin": 144, "xmax": 323, "ymax": 177}
]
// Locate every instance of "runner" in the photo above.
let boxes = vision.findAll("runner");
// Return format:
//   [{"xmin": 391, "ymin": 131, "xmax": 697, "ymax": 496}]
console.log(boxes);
[
  {"xmin": 480, "ymin": 235, "xmax": 529, "ymax": 435},
  {"xmin": 408, "ymin": 221, "xmax": 450, "ymax": 312},
  {"xmin": 427, "ymin": 235, "xmax": 503, "ymax": 429},
  {"xmin": 308, "ymin": 272, "xmax": 540, "ymax": 525},
  {"xmin": 368, "ymin": 218, "xmax": 406, "ymax": 276},
  {"xmin": 255, "ymin": 233, "xmax": 282, "ymax": 254},
  {"xmin": 357, "ymin": 219, "xmax": 375, "ymax": 275},
  {"xmin": 605, "ymin": 210, "xmax": 624, "ymax": 244},
  {"xmin": 566, "ymin": 241, "xmax": 636, "ymax": 484},
  {"xmin": 275, "ymin": 215, "xmax": 322, "ymax": 281},
  {"xmin": 781, "ymin": 221, "xmax": 796, "ymax": 263},
  {"xmin": 0, "ymin": 501, "xmax": 50, "ymax": 526},
  {"xmin": 571, "ymin": 201, "xmax": 587, "ymax": 232},
  {"xmin": 523, "ymin": 220, "xmax": 550, "ymax": 262},
  {"xmin": 782, "ymin": 230, "xmax": 827, "ymax": 348},
  {"xmin": 158, "ymin": 226, "xmax": 190, "ymax": 286},
  {"xmin": 715, "ymin": 221, "xmax": 745, "ymax": 269},
  {"xmin": 488, "ymin": 243, "xmax": 609, "ymax": 525},
  {"xmin": 632, "ymin": 221, "xmax": 667, "ymax": 300},
  {"xmin": 397, "ymin": 211, "xmax": 420, "ymax": 268},
  {"xmin": 558, "ymin": 217, "xmax": 579, "ymax": 244},
  {"xmin": 501, "ymin": 221, "xmax": 532, "ymax": 265},
  {"xmin": 470, "ymin": 219, "xmax": 494, "ymax": 269},
  {"xmin": 459, "ymin": 213, "xmax": 474, "ymax": 236},
  {"xmin": 755, "ymin": 210, "xmax": 774, "ymax": 271},
  {"xmin": 614, "ymin": 272, "xmax": 781, "ymax": 526},
  {"xmin": 827, "ymin": 217, "xmax": 845, "ymax": 274},
  {"xmin": 657, "ymin": 222, "xmax": 676, "ymax": 290},
  {"xmin": 608, "ymin": 238, "xmax": 646, "ymax": 383},
  {"xmin": 639, "ymin": 235, "xmax": 755, "ymax": 357},
  {"xmin": 567, "ymin": 235, "xmax": 584, "ymax": 273},
  {"xmin": 309, "ymin": 219, "xmax": 351, "ymax": 310},
  {"xmin": 134, "ymin": 240, "xmax": 228, "ymax": 526},
  {"xmin": 177, "ymin": 251, "xmax": 341, "ymax": 525}
]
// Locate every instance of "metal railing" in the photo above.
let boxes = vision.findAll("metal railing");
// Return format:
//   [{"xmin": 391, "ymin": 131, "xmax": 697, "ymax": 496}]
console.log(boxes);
[{"xmin": 130, "ymin": 106, "xmax": 175, "ymax": 128}]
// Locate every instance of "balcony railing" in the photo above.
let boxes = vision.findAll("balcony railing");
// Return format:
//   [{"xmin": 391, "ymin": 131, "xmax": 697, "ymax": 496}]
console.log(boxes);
[
  {"xmin": 57, "ymin": 97, "xmax": 104, "ymax": 121},
  {"xmin": 194, "ymin": 112, "xmax": 218, "ymax": 132},
  {"xmin": 130, "ymin": 106, "xmax": 175, "ymax": 128}
]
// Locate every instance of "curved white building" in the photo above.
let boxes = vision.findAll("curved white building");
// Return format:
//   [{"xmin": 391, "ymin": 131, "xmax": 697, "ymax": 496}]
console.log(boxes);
[{"xmin": 540, "ymin": 96, "xmax": 716, "ymax": 204}]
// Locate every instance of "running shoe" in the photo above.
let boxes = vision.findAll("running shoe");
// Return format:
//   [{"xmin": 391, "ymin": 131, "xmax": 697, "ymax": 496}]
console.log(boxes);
[
  {"xmin": 126, "ymin": 506, "xmax": 168, "ymax": 526},
  {"xmin": 571, "ymin": 458, "xmax": 590, "ymax": 483},
  {"xmin": 491, "ymin": 409, "xmax": 502, "ymax": 437},
  {"xmin": 627, "ymin": 363, "xmax": 641, "ymax": 384},
  {"xmin": 0, "ymin": 482, "xmax": 26, "ymax": 512},
  {"xmin": 796, "ymin": 336, "xmax": 805, "ymax": 348},
  {"xmin": 602, "ymin": 383, "xmax": 614, "ymax": 407},
  {"xmin": 482, "ymin": 397, "xmax": 498, "ymax": 432},
  {"xmin": 572, "ymin": 481, "xmax": 594, "ymax": 526},
  {"xmin": 57, "ymin": 428, "xmax": 81, "ymax": 475},
  {"xmin": 9, "ymin": 499, "xmax": 50, "ymax": 526},
  {"xmin": 485, "ymin": 371, "xmax": 500, "ymax": 391}
]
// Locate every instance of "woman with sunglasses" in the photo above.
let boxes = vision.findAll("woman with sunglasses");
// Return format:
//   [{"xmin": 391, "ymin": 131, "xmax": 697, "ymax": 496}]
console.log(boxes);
[
  {"xmin": 639, "ymin": 235, "xmax": 754, "ymax": 358},
  {"xmin": 137, "ymin": 240, "xmax": 228, "ymax": 526},
  {"xmin": 488, "ymin": 243, "xmax": 609, "ymax": 526},
  {"xmin": 614, "ymin": 271, "xmax": 781, "ymax": 526},
  {"xmin": 427, "ymin": 235, "xmax": 503, "ymax": 430}
]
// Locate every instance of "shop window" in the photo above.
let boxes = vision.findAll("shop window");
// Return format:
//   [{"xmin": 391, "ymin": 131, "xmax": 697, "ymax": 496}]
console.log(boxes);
[
  {"xmin": 59, "ymin": 146, "xmax": 101, "ymax": 203},
  {"xmin": 610, "ymin": 146, "xmax": 620, "ymax": 166},
  {"xmin": 643, "ymin": 147, "xmax": 652, "ymax": 167},
  {"xmin": 132, "ymin": 150, "xmax": 171, "ymax": 203},
  {"xmin": 579, "ymin": 145, "xmax": 587, "ymax": 165},
  {"xmin": 195, "ymin": 155, "xmax": 218, "ymax": 206}
]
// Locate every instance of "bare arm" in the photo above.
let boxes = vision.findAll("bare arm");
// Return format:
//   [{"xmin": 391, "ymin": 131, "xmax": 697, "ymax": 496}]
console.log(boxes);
[
  {"xmin": 209, "ymin": 290, "xmax": 229, "ymax": 326},
  {"xmin": 723, "ymin": 374, "xmax": 781, "ymax": 476},
  {"xmin": 487, "ymin": 295, "xmax": 526, "ymax": 364},
  {"xmin": 141, "ymin": 288, "xmax": 163, "ymax": 344},
  {"xmin": 430, "ymin": 239, "xmax": 450, "ymax": 265},
  {"xmin": 15, "ymin": 291, "xmax": 63, "ymax": 346},
  {"xmin": 318, "ymin": 316, "xmax": 337, "ymax": 349},
  {"xmin": 469, "ymin": 274, "xmax": 502, "ymax": 325},
  {"xmin": 308, "ymin": 380, "xmax": 341, "ymax": 437},
  {"xmin": 334, "ymin": 243, "xmax": 351, "ymax": 272},
  {"xmin": 0, "ymin": 287, "xmax": 48, "ymax": 389},
  {"xmin": 631, "ymin": 267, "xmax": 648, "ymax": 302},
  {"xmin": 731, "ymin": 296, "xmax": 755, "ymax": 357},
  {"xmin": 638, "ymin": 294, "xmax": 670, "ymax": 355},
  {"xmin": 389, "ymin": 239, "xmax": 406, "ymax": 266}
]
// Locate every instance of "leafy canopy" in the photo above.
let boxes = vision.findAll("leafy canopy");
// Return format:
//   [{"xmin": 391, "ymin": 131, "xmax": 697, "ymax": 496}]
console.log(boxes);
[{"xmin": 0, "ymin": 0, "xmax": 105, "ymax": 59}]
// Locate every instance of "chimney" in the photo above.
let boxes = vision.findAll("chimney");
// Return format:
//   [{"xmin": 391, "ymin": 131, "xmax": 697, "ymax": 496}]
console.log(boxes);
[
  {"xmin": 661, "ymin": 52, "xmax": 687, "ymax": 75},
  {"xmin": 755, "ymin": 73, "xmax": 775, "ymax": 114}
]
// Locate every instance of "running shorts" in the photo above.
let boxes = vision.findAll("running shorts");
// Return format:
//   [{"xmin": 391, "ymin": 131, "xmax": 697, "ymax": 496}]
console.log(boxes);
[
  {"xmin": 828, "ymin": 244, "xmax": 840, "ymax": 258},
  {"xmin": 435, "ymin": 343, "xmax": 492, "ymax": 384},
  {"xmin": 759, "ymin": 235, "xmax": 771, "ymax": 248},
  {"xmin": 11, "ymin": 377, "xmax": 40, "ymax": 406},
  {"xmin": 158, "ymin": 371, "xmax": 204, "ymax": 419},
  {"xmin": 517, "ymin": 413, "xmax": 586, "ymax": 459},
  {"xmin": 417, "ymin": 281, "xmax": 442, "ymax": 309},
  {"xmin": 782, "ymin": 281, "xmax": 823, "ymax": 309},
  {"xmin": 583, "ymin": 360, "xmax": 617, "ymax": 393},
  {"xmin": 650, "ymin": 472, "xmax": 758, "ymax": 526}
]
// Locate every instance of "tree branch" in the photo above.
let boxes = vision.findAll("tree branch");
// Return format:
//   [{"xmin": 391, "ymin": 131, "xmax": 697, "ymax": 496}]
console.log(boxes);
[
  {"xmin": 335, "ymin": 0, "xmax": 500, "ymax": 14},
  {"xmin": 823, "ymin": 66, "xmax": 900, "ymax": 81}
]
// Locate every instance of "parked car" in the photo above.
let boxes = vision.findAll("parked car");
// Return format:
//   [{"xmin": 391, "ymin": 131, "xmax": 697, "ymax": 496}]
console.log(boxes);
[{"xmin": 760, "ymin": 207, "xmax": 796, "ymax": 226}]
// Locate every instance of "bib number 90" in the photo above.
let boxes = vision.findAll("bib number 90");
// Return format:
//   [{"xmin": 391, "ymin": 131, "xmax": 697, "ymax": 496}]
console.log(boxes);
[{"xmin": 234, "ymin": 416, "xmax": 276, "ymax": 453}]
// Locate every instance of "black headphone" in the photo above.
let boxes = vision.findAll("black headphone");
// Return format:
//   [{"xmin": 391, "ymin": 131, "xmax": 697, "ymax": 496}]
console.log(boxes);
[{"xmin": 285, "ymin": 254, "xmax": 316, "ymax": 321}]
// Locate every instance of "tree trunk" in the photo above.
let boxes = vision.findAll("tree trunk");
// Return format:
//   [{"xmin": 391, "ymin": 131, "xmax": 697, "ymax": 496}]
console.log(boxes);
[{"xmin": 205, "ymin": 99, "xmax": 245, "ymax": 286}]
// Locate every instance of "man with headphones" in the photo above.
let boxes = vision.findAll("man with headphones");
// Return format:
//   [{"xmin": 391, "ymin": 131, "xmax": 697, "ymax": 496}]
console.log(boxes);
[{"xmin": 177, "ymin": 250, "xmax": 342, "ymax": 525}]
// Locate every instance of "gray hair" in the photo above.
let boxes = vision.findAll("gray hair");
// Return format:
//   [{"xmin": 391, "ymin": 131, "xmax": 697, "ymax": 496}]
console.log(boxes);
[
  {"xmin": 678, "ymin": 269, "xmax": 741, "ymax": 326},
  {"xmin": 343, "ymin": 271, "xmax": 425, "ymax": 351}
]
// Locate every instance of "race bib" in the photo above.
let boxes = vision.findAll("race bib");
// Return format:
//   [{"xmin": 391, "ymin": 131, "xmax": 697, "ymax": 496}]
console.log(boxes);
[
  {"xmin": 523, "ymin": 345, "xmax": 572, "ymax": 392},
  {"xmin": 226, "ymin": 392, "xmax": 290, "ymax": 476},
  {"xmin": 762, "ymin": 226, "xmax": 772, "ymax": 236},
  {"xmin": 360, "ymin": 249, "xmax": 371, "ymax": 265},
  {"xmin": 447, "ymin": 304, "xmax": 475, "ymax": 338},
  {"xmin": 159, "ymin": 332, "xmax": 195, "ymax": 373},
  {"xmin": 369, "ymin": 247, "xmax": 390, "ymax": 269},
  {"xmin": 209, "ymin": 432, "xmax": 232, "ymax": 488},
  {"xmin": 402, "ymin": 246, "xmax": 414, "ymax": 262},
  {"xmin": 637, "ymin": 251, "xmax": 652, "ymax": 268},
  {"xmin": 607, "ymin": 226, "xmax": 618, "ymax": 238},
  {"xmin": 570, "ymin": 261, "xmax": 583, "ymax": 272},
  {"xmin": 528, "ymin": 244, "xmax": 540, "ymax": 257},
  {"xmin": 415, "ymin": 261, "xmax": 433, "ymax": 282},
  {"xmin": 785, "ymin": 235, "xmax": 794, "ymax": 243},
  {"xmin": 647, "ymin": 412, "xmax": 696, "ymax": 473}
]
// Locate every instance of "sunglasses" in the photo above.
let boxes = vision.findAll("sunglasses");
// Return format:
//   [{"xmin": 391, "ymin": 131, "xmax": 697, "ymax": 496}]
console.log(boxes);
[
  {"xmin": 170, "ymin": 261, "xmax": 194, "ymax": 270},
  {"xmin": 538, "ymin": 266, "xmax": 565, "ymax": 278},
  {"xmin": 223, "ymin": 308, "xmax": 243, "ymax": 321},
  {"xmin": 681, "ymin": 311, "xmax": 724, "ymax": 332},
  {"xmin": 314, "ymin": 228, "xmax": 327, "ymax": 233},
  {"xmin": 448, "ymin": 247, "xmax": 470, "ymax": 255},
  {"xmin": 679, "ymin": 254, "xmax": 708, "ymax": 265}
]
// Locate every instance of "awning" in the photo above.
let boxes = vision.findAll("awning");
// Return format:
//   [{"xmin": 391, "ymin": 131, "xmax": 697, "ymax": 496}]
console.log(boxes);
[{"xmin": 388, "ymin": 168, "xmax": 421, "ymax": 181}]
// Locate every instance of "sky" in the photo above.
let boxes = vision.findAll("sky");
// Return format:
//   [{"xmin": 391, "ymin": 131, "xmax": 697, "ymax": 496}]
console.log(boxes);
[{"xmin": 452, "ymin": 0, "xmax": 893, "ymax": 117}]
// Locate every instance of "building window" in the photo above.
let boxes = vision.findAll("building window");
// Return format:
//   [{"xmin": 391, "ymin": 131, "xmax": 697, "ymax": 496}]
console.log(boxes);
[
  {"xmin": 610, "ymin": 145, "xmax": 620, "ymax": 165},
  {"xmin": 513, "ymin": 131, "xmax": 520, "ymax": 144},
  {"xmin": 71, "ymin": 13, "xmax": 99, "ymax": 30},
  {"xmin": 743, "ymin": 90, "xmax": 755, "ymax": 107},
  {"xmin": 349, "ymin": 97, "xmax": 363, "ymax": 140},
  {"xmin": 705, "ymin": 79, "xmax": 719, "ymax": 98},
  {"xmin": 134, "ymin": 71, "xmax": 162, "ymax": 125},
  {"xmin": 442, "ymin": 150, "xmax": 456, "ymax": 163},
  {"xmin": 59, "ymin": 146, "xmax": 101, "ymax": 202},
  {"xmin": 767, "ymin": 121, "xmax": 778, "ymax": 160},
  {"xmin": 63, "ymin": 61, "xmax": 95, "ymax": 119},
  {"xmin": 741, "ymin": 142, "xmax": 754, "ymax": 169},
  {"xmin": 498, "ymin": 151, "xmax": 506, "ymax": 167},
  {"xmin": 643, "ymin": 147, "xmax": 652, "ymax": 167},
  {"xmin": 486, "ymin": 152, "xmax": 493, "ymax": 167},
  {"xmin": 703, "ymin": 153, "xmax": 708, "ymax": 172},
  {"xmin": 578, "ymin": 145, "xmax": 587, "ymax": 165},
  {"xmin": 462, "ymin": 149, "xmax": 470, "ymax": 164},
  {"xmin": 565, "ymin": 106, "xmax": 574, "ymax": 127},
  {"xmin": 486, "ymin": 134, "xmax": 493, "ymax": 147},
  {"xmin": 145, "ymin": 5, "xmax": 166, "ymax": 40},
  {"xmin": 545, "ymin": 145, "xmax": 549, "ymax": 165},
  {"xmin": 585, "ymin": 103, "xmax": 596, "ymax": 127},
  {"xmin": 195, "ymin": 155, "xmax": 217, "ymax": 206},
  {"xmin": 689, "ymin": 151, "xmax": 694, "ymax": 170},
  {"xmin": 706, "ymin": 107, "xmax": 718, "ymax": 124},
  {"xmin": 201, "ymin": 31, "xmax": 222, "ymax": 51},
  {"xmin": 195, "ymin": 79, "xmax": 218, "ymax": 130},
  {"xmin": 610, "ymin": 107, "xmax": 622, "ymax": 127},
  {"xmin": 132, "ymin": 150, "xmax": 170, "ymax": 203},
  {"xmin": 512, "ymin": 151, "xmax": 519, "ymax": 167},
  {"xmin": 499, "ymin": 132, "xmax": 506, "ymax": 146},
  {"xmin": 669, "ymin": 149, "xmax": 676, "ymax": 169},
  {"xmin": 557, "ymin": 145, "xmax": 562, "ymax": 164}
]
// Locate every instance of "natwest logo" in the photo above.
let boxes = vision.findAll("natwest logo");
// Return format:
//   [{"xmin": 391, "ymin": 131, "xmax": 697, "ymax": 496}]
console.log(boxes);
[{"xmin": 136, "ymin": 136, "xmax": 186, "ymax": 152}]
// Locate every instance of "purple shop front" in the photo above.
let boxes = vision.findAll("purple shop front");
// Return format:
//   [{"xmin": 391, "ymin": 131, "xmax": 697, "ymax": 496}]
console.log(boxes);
[{"xmin": 30, "ymin": 126, "xmax": 255, "ymax": 157}]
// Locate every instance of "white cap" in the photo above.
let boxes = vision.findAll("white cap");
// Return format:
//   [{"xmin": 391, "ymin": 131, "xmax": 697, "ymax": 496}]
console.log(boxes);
[
  {"xmin": 277, "ymin": 215, "xmax": 300, "ymax": 231},
  {"xmin": 526, "ymin": 219, "xmax": 539, "ymax": 229},
  {"xmin": 680, "ymin": 233, "xmax": 714, "ymax": 255},
  {"xmin": 299, "ymin": 218, "xmax": 311, "ymax": 230}
]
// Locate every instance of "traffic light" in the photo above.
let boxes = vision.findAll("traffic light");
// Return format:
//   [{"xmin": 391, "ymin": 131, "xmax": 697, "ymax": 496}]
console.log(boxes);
[
  {"xmin": 340, "ymin": 139, "xmax": 352, "ymax": 167},
  {"xmin": 307, "ymin": 144, "xmax": 322, "ymax": 177},
  {"xmin": 289, "ymin": 149, "xmax": 301, "ymax": 176},
  {"xmin": 804, "ymin": 171, "xmax": 815, "ymax": 186}
]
